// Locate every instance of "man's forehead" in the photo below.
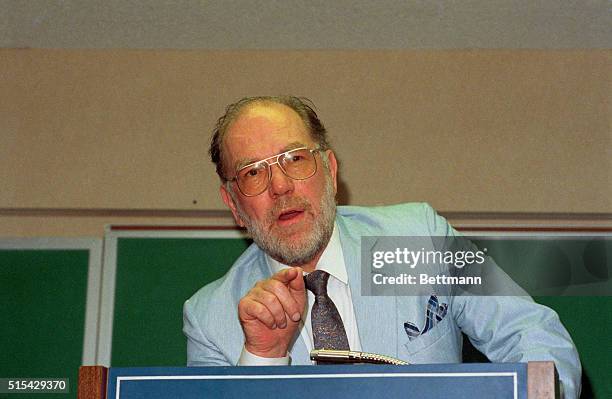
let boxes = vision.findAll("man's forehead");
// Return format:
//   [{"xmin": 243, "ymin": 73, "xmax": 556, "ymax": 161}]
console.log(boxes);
[
  {"xmin": 228, "ymin": 103, "xmax": 306, "ymax": 137},
  {"xmin": 223, "ymin": 103, "xmax": 314, "ymax": 168}
]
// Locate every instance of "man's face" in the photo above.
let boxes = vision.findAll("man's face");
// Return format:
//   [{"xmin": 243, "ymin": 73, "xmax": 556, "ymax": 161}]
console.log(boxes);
[{"xmin": 219, "ymin": 103, "xmax": 338, "ymax": 266}]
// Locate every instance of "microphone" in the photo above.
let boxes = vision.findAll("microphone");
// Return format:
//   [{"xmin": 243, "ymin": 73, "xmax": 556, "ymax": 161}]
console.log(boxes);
[{"xmin": 310, "ymin": 349, "xmax": 409, "ymax": 365}]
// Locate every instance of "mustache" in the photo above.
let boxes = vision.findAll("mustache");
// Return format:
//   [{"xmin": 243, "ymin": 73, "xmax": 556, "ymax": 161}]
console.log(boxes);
[{"xmin": 266, "ymin": 196, "xmax": 312, "ymax": 223}]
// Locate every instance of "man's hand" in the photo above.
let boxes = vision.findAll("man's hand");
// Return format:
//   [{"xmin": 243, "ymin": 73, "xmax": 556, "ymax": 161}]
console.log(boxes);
[{"xmin": 238, "ymin": 267, "xmax": 306, "ymax": 358}]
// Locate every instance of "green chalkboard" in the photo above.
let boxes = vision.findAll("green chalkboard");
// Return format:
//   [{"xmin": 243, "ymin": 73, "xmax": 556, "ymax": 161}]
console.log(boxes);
[
  {"xmin": 0, "ymin": 239, "xmax": 101, "ymax": 399},
  {"xmin": 107, "ymin": 233, "xmax": 250, "ymax": 367},
  {"xmin": 535, "ymin": 296, "xmax": 611, "ymax": 399}
]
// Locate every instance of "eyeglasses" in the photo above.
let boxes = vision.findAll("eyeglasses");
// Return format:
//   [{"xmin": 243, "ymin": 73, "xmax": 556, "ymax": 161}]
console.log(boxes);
[{"xmin": 227, "ymin": 147, "xmax": 321, "ymax": 196}]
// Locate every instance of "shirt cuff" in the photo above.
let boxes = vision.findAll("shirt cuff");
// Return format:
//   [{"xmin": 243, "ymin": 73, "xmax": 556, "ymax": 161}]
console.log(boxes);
[{"xmin": 237, "ymin": 346, "xmax": 290, "ymax": 366}]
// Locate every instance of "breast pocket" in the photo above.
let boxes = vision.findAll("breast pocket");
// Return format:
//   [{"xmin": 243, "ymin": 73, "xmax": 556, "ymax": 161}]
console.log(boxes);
[{"xmin": 400, "ymin": 315, "xmax": 461, "ymax": 363}]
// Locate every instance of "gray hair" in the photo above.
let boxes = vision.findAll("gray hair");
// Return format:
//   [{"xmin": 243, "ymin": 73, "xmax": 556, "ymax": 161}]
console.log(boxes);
[{"xmin": 209, "ymin": 96, "xmax": 331, "ymax": 180}]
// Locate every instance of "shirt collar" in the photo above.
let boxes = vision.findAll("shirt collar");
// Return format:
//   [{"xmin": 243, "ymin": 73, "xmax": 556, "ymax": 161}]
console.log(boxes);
[{"xmin": 266, "ymin": 222, "xmax": 348, "ymax": 284}]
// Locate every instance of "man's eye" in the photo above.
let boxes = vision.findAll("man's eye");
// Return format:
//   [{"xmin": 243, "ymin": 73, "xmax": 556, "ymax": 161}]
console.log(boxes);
[
  {"xmin": 246, "ymin": 168, "xmax": 260, "ymax": 177},
  {"xmin": 286, "ymin": 154, "xmax": 304, "ymax": 162}
]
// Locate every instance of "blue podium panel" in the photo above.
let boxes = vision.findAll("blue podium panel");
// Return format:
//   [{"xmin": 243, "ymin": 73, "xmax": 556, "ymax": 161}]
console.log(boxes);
[{"xmin": 107, "ymin": 364, "xmax": 527, "ymax": 399}]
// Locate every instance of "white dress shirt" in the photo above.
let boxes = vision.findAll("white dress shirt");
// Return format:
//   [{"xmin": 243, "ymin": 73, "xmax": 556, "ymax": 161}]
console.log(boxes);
[{"xmin": 238, "ymin": 223, "xmax": 362, "ymax": 365}]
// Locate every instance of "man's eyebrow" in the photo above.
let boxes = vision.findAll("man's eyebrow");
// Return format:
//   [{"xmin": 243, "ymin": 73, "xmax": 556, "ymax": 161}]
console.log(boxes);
[
  {"xmin": 283, "ymin": 142, "xmax": 308, "ymax": 152},
  {"xmin": 234, "ymin": 142, "xmax": 308, "ymax": 170}
]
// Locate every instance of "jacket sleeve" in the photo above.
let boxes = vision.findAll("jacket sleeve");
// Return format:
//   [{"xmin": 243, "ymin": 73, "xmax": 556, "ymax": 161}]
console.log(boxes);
[
  {"xmin": 183, "ymin": 298, "xmax": 233, "ymax": 366},
  {"xmin": 422, "ymin": 203, "xmax": 582, "ymax": 399},
  {"xmin": 452, "ymin": 294, "xmax": 581, "ymax": 398}
]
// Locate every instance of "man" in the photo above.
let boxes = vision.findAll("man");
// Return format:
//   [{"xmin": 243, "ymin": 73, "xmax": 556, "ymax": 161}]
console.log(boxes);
[{"xmin": 183, "ymin": 96, "xmax": 581, "ymax": 397}]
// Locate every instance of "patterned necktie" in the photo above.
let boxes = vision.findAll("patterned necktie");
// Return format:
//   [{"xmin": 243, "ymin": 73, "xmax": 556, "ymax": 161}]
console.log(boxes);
[{"xmin": 304, "ymin": 270, "xmax": 350, "ymax": 351}]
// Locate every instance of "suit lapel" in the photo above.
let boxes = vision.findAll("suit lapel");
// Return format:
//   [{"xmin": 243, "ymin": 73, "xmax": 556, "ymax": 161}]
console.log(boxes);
[{"xmin": 338, "ymin": 215, "xmax": 399, "ymax": 358}]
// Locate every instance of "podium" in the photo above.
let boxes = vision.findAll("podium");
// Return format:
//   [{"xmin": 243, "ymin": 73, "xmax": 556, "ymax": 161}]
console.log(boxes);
[{"xmin": 78, "ymin": 362, "xmax": 557, "ymax": 399}]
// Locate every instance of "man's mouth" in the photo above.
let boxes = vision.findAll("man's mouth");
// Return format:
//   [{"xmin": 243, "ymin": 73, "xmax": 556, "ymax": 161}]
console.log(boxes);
[{"xmin": 277, "ymin": 209, "xmax": 305, "ymax": 222}]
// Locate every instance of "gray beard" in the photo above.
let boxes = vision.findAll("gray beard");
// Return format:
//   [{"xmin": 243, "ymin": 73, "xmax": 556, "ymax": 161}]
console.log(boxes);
[{"xmin": 232, "ymin": 171, "xmax": 336, "ymax": 266}]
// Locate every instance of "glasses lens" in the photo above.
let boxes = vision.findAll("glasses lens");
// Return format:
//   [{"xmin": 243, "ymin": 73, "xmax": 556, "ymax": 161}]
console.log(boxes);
[
  {"xmin": 237, "ymin": 162, "xmax": 269, "ymax": 196},
  {"xmin": 280, "ymin": 149, "xmax": 317, "ymax": 180},
  {"xmin": 234, "ymin": 148, "xmax": 318, "ymax": 196}
]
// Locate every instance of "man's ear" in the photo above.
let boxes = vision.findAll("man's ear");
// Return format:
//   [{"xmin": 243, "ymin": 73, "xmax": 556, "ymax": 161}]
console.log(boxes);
[
  {"xmin": 220, "ymin": 184, "xmax": 245, "ymax": 227},
  {"xmin": 325, "ymin": 150, "xmax": 339, "ymax": 193}
]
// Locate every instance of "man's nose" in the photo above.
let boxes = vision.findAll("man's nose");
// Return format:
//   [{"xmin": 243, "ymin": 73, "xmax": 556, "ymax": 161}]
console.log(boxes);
[{"xmin": 268, "ymin": 163, "xmax": 294, "ymax": 197}]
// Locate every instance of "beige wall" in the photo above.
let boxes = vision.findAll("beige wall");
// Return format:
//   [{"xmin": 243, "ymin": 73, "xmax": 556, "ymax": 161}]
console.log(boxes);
[{"xmin": 1, "ymin": 49, "xmax": 610, "ymax": 237}]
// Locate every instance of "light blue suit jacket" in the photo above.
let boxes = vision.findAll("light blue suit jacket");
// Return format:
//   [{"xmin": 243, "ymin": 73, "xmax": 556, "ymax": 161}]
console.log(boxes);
[{"xmin": 183, "ymin": 203, "xmax": 581, "ymax": 398}]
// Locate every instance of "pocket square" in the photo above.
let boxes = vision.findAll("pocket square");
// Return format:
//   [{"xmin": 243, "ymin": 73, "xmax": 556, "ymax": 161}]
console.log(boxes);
[{"xmin": 404, "ymin": 295, "xmax": 448, "ymax": 341}]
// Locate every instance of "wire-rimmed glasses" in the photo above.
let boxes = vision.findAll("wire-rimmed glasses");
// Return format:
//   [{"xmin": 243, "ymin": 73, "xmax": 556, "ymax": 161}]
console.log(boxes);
[{"xmin": 227, "ymin": 147, "xmax": 320, "ymax": 196}]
